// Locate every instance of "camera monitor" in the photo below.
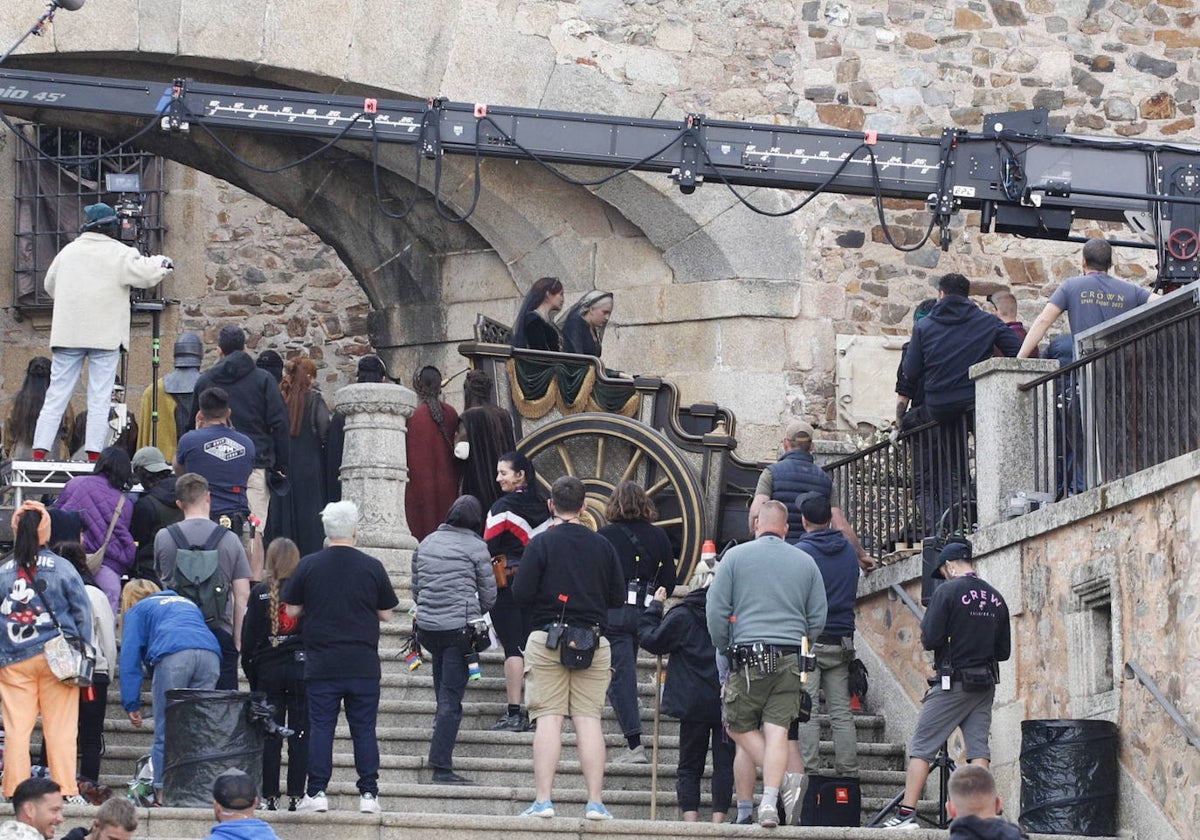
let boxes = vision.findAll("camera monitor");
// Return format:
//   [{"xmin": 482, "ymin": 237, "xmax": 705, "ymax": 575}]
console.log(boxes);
[{"xmin": 104, "ymin": 172, "xmax": 141, "ymax": 193}]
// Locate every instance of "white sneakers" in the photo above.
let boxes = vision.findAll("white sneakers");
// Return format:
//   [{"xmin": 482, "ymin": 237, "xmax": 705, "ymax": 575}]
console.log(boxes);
[
  {"xmin": 359, "ymin": 792, "xmax": 382, "ymax": 814},
  {"xmin": 291, "ymin": 791, "xmax": 382, "ymax": 814},
  {"xmin": 294, "ymin": 791, "xmax": 328, "ymax": 813}
]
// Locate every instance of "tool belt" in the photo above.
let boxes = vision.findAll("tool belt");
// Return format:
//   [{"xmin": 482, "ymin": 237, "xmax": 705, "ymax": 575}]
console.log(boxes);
[{"xmin": 727, "ymin": 643, "xmax": 799, "ymax": 675}]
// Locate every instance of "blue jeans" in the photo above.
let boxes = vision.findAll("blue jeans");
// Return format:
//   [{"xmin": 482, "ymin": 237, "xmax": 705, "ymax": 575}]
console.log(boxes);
[
  {"xmin": 306, "ymin": 677, "xmax": 381, "ymax": 796},
  {"xmin": 150, "ymin": 649, "xmax": 220, "ymax": 790},
  {"xmin": 605, "ymin": 629, "xmax": 643, "ymax": 740},
  {"xmin": 33, "ymin": 347, "xmax": 121, "ymax": 454},
  {"xmin": 418, "ymin": 627, "xmax": 470, "ymax": 770}
]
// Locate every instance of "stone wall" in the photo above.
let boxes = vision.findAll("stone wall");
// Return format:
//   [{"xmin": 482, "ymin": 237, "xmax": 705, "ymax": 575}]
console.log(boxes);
[
  {"xmin": 0, "ymin": 0, "xmax": 1190, "ymax": 464},
  {"xmin": 856, "ymin": 451, "xmax": 1200, "ymax": 839}
]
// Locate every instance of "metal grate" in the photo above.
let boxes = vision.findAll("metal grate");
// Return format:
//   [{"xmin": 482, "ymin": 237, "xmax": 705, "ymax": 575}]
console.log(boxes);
[{"xmin": 12, "ymin": 123, "xmax": 166, "ymax": 309}]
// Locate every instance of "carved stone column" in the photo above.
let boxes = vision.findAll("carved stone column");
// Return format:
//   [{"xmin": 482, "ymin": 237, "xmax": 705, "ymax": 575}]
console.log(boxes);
[{"xmin": 335, "ymin": 382, "xmax": 418, "ymax": 563}]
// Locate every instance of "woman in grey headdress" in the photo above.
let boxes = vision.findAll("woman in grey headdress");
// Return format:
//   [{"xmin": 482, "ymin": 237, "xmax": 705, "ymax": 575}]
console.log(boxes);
[{"xmin": 559, "ymin": 290, "xmax": 614, "ymax": 357}]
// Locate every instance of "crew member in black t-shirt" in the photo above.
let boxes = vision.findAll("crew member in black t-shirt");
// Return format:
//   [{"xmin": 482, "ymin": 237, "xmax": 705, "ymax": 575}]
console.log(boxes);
[
  {"xmin": 511, "ymin": 476, "xmax": 624, "ymax": 820},
  {"xmin": 283, "ymin": 500, "xmax": 399, "ymax": 816},
  {"xmin": 882, "ymin": 540, "xmax": 1010, "ymax": 830}
]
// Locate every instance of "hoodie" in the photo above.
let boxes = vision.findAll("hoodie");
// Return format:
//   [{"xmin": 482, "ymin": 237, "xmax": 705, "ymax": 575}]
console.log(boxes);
[
  {"xmin": 949, "ymin": 814, "xmax": 1028, "ymax": 840},
  {"xmin": 204, "ymin": 818, "xmax": 283, "ymax": 840},
  {"xmin": 902, "ymin": 295, "xmax": 1022, "ymax": 413},
  {"xmin": 638, "ymin": 587, "xmax": 722, "ymax": 723},
  {"xmin": 190, "ymin": 351, "xmax": 289, "ymax": 471},
  {"xmin": 794, "ymin": 527, "xmax": 858, "ymax": 637}
]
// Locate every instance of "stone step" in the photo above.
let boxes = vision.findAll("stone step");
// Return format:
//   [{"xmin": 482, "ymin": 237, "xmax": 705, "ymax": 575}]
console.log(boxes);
[
  {"xmin": 58, "ymin": 803, "xmax": 1113, "ymax": 840},
  {"xmin": 96, "ymin": 748, "xmax": 910, "ymax": 799},
  {"xmin": 97, "ymin": 736, "xmax": 907, "ymax": 790},
  {"xmin": 99, "ymin": 708, "xmax": 892, "ymax": 760}
]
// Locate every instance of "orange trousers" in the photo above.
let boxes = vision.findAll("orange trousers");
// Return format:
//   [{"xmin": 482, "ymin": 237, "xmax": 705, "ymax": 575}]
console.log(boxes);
[{"xmin": 0, "ymin": 653, "xmax": 80, "ymax": 797}]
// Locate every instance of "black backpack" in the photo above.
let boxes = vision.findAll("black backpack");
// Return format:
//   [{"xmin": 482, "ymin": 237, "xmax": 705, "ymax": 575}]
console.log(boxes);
[{"xmin": 166, "ymin": 523, "xmax": 230, "ymax": 627}]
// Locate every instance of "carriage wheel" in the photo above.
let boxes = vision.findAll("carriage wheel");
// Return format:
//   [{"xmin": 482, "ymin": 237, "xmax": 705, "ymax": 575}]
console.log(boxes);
[{"xmin": 519, "ymin": 413, "xmax": 706, "ymax": 583}]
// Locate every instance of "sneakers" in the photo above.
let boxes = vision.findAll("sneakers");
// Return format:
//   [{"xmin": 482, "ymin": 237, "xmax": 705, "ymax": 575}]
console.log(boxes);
[
  {"xmin": 780, "ymin": 772, "xmax": 808, "ymax": 826},
  {"xmin": 519, "ymin": 800, "xmax": 555, "ymax": 818},
  {"xmin": 613, "ymin": 744, "xmax": 649, "ymax": 764},
  {"xmin": 430, "ymin": 769, "xmax": 475, "ymax": 785},
  {"xmin": 294, "ymin": 791, "xmax": 328, "ymax": 813},
  {"xmin": 288, "ymin": 796, "xmax": 300, "ymax": 812},
  {"xmin": 733, "ymin": 813, "xmax": 754, "ymax": 825},
  {"xmin": 359, "ymin": 792, "xmax": 381, "ymax": 814},
  {"xmin": 491, "ymin": 711, "xmax": 531, "ymax": 732},
  {"xmin": 259, "ymin": 796, "xmax": 278, "ymax": 811},
  {"xmin": 758, "ymin": 802, "xmax": 779, "ymax": 828},
  {"xmin": 585, "ymin": 802, "xmax": 613, "ymax": 820},
  {"xmin": 64, "ymin": 794, "xmax": 89, "ymax": 806},
  {"xmin": 882, "ymin": 810, "xmax": 919, "ymax": 830}
]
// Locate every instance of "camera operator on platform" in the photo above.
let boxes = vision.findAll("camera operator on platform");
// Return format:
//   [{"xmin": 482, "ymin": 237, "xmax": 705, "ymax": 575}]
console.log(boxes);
[
  {"xmin": 30, "ymin": 206, "xmax": 174, "ymax": 463},
  {"xmin": 31, "ymin": 203, "xmax": 173, "ymax": 463}
]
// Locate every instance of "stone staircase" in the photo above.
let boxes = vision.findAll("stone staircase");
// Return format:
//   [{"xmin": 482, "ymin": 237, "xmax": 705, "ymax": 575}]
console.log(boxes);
[{"xmin": 67, "ymin": 620, "xmax": 1103, "ymax": 839}]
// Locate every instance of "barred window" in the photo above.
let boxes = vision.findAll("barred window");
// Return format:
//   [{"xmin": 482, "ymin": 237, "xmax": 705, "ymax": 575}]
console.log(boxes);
[{"xmin": 13, "ymin": 123, "xmax": 165, "ymax": 309}]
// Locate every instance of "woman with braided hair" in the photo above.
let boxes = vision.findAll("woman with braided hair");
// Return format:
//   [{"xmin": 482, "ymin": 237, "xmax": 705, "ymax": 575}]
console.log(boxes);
[
  {"xmin": 271, "ymin": 355, "xmax": 331, "ymax": 556},
  {"xmin": 405, "ymin": 365, "xmax": 461, "ymax": 541},
  {"xmin": 241, "ymin": 537, "xmax": 308, "ymax": 811}
]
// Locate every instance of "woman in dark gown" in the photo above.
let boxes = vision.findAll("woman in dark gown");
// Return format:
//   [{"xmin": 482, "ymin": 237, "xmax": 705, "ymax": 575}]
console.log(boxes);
[
  {"xmin": 455, "ymin": 370, "xmax": 516, "ymax": 513},
  {"xmin": 559, "ymin": 290, "xmax": 614, "ymax": 357},
  {"xmin": 405, "ymin": 366, "xmax": 460, "ymax": 541},
  {"xmin": 509, "ymin": 276, "xmax": 565, "ymax": 351},
  {"xmin": 273, "ymin": 355, "xmax": 330, "ymax": 556}
]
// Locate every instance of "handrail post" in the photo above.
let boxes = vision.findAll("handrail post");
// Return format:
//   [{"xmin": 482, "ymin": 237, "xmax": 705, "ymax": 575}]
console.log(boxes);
[{"xmin": 970, "ymin": 357, "xmax": 1059, "ymax": 527}]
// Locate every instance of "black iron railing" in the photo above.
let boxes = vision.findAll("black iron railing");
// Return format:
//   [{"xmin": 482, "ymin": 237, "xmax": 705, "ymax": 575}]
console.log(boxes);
[
  {"xmin": 1019, "ymin": 305, "xmax": 1200, "ymax": 497},
  {"xmin": 826, "ymin": 410, "xmax": 976, "ymax": 561}
]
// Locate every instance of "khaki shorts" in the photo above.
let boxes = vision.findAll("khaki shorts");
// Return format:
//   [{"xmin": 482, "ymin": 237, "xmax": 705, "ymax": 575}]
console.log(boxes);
[
  {"xmin": 723, "ymin": 654, "xmax": 802, "ymax": 732},
  {"xmin": 524, "ymin": 630, "xmax": 612, "ymax": 720},
  {"xmin": 246, "ymin": 468, "xmax": 269, "ymax": 531}
]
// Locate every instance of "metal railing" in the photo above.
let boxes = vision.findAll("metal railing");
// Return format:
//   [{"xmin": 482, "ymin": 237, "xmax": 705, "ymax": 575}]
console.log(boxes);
[
  {"xmin": 1020, "ymin": 305, "xmax": 1200, "ymax": 498},
  {"xmin": 1123, "ymin": 661, "xmax": 1200, "ymax": 753},
  {"xmin": 826, "ymin": 409, "xmax": 976, "ymax": 561}
]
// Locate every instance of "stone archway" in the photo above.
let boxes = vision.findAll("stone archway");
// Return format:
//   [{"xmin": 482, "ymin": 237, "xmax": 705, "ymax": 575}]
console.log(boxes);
[{"xmin": 3, "ymin": 53, "xmax": 759, "ymax": 354}]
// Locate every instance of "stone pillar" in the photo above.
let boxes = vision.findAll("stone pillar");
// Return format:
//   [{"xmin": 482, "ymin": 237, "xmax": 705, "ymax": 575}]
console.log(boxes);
[
  {"xmin": 971, "ymin": 357, "xmax": 1060, "ymax": 527},
  {"xmin": 335, "ymin": 382, "xmax": 419, "ymax": 559}
]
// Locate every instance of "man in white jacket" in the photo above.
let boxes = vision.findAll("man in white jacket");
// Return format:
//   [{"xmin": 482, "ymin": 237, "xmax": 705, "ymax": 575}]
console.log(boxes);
[{"xmin": 31, "ymin": 203, "xmax": 173, "ymax": 461}]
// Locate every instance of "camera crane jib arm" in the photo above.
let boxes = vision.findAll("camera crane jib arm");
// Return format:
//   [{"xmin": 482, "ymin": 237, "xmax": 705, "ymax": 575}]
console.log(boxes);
[{"xmin": 3, "ymin": 67, "xmax": 1200, "ymax": 285}]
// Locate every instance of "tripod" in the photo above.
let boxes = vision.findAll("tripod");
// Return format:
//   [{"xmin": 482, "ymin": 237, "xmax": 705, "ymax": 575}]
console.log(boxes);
[{"xmin": 866, "ymin": 742, "xmax": 956, "ymax": 828}]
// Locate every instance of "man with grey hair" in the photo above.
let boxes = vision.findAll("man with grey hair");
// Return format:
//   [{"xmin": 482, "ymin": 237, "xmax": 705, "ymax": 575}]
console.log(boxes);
[{"xmin": 284, "ymin": 500, "xmax": 399, "ymax": 815}]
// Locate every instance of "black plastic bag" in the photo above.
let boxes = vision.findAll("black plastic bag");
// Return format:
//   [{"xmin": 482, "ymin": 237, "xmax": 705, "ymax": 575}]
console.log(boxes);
[
  {"xmin": 162, "ymin": 690, "xmax": 268, "ymax": 807},
  {"xmin": 1019, "ymin": 719, "xmax": 1118, "ymax": 836}
]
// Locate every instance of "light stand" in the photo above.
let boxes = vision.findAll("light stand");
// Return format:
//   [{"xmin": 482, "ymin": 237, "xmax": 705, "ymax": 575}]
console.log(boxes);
[
  {"xmin": 0, "ymin": 1, "xmax": 86, "ymax": 67},
  {"xmin": 866, "ymin": 742, "xmax": 956, "ymax": 829},
  {"xmin": 131, "ymin": 300, "xmax": 165, "ymax": 447}
]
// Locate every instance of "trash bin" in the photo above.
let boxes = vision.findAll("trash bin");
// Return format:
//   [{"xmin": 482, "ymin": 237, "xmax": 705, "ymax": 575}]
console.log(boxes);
[
  {"xmin": 1019, "ymin": 718, "xmax": 1119, "ymax": 836},
  {"xmin": 162, "ymin": 690, "xmax": 266, "ymax": 807}
]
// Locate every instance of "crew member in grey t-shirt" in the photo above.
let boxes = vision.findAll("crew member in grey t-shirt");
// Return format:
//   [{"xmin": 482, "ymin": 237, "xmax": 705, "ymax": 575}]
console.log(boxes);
[
  {"xmin": 1018, "ymin": 237, "xmax": 1154, "ymax": 358},
  {"xmin": 153, "ymin": 472, "xmax": 252, "ymax": 690}
]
